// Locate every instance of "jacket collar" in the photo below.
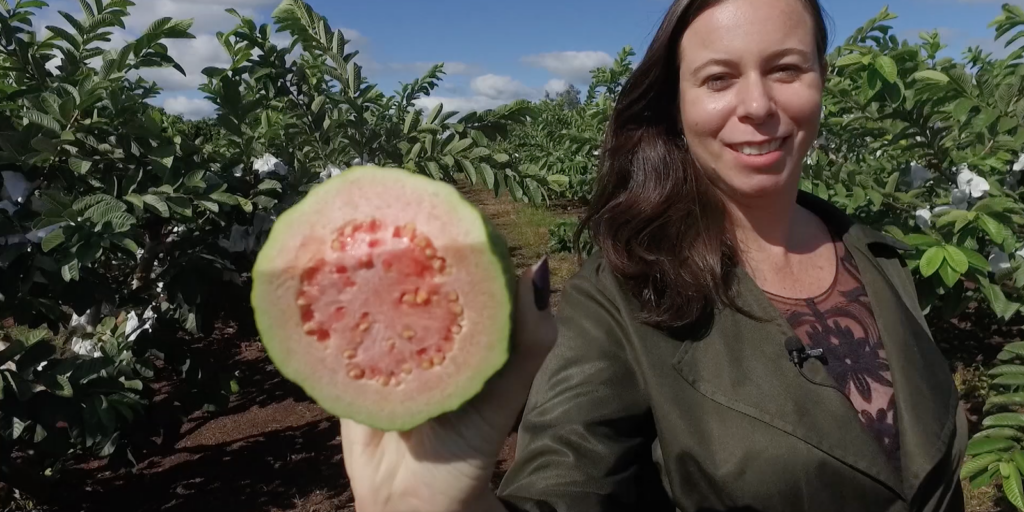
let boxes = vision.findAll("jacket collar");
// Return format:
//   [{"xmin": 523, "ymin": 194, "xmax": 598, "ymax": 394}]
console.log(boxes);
[{"xmin": 669, "ymin": 190, "xmax": 958, "ymax": 504}]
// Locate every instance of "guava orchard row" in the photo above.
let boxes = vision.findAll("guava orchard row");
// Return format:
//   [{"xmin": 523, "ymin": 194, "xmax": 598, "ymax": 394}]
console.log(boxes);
[{"xmin": 295, "ymin": 218, "xmax": 466, "ymax": 388}]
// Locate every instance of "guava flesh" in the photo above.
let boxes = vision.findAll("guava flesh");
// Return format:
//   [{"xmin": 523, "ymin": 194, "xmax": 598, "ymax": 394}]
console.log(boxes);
[{"xmin": 251, "ymin": 166, "xmax": 514, "ymax": 431}]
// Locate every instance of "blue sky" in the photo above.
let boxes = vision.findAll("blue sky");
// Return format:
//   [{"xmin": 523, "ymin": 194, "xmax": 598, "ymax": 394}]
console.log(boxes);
[{"xmin": 34, "ymin": 0, "xmax": 1024, "ymax": 118}]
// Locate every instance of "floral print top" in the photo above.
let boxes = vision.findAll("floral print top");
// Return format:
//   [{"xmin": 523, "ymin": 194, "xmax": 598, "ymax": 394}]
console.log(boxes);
[{"xmin": 763, "ymin": 237, "xmax": 902, "ymax": 475}]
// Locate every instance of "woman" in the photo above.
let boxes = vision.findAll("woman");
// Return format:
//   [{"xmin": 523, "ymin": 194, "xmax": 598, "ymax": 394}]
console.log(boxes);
[{"xmin": 340, "ymin": 0, "xmax": 969, "ymax": 510}]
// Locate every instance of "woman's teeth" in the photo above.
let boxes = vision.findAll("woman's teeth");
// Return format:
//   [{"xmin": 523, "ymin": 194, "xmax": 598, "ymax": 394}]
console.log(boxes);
[{"xmin": 733, "ymin": 138, "xmax": 783, "ymax": 155}]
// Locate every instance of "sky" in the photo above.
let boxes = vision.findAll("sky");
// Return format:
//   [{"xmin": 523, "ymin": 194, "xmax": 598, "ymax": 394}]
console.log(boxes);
[{"xmin": 28, "ymin": 0, "xmax": 1024, "ymax": 119}]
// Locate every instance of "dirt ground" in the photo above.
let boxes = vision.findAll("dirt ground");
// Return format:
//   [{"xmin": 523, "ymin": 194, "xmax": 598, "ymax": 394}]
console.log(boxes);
[{"xmin": 22, "ymin": 182, "xmax": 579, "ymax": 512}]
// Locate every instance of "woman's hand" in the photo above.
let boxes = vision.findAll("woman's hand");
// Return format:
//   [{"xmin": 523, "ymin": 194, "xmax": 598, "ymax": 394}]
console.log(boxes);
[{"xmin": 340, "ymin": 257, "xmax": 558, "ymax": 512}]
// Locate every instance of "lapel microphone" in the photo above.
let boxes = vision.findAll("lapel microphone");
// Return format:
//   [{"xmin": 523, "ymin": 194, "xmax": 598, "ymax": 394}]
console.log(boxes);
[{"xmin": 784, "ymin": 335, "xmax": 827, "ymax": 367}]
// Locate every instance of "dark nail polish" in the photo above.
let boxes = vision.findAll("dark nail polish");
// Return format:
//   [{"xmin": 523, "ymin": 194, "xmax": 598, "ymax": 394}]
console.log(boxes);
[{"xmin": 533, "ymin": 257, "xmax": 550, "ymax": 311}]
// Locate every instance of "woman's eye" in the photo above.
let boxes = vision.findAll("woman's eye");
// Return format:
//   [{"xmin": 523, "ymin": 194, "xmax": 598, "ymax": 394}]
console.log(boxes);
[
  {"xmin": 774, "ymin": 66, "xmax": 802, "ymax": 79},
  {"xmin": 706, "ymin": 75, "xmax": 731, "ymax": 90}
]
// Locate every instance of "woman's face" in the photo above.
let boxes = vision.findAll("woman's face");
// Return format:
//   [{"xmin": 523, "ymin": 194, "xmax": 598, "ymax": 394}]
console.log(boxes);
[{"xmin": 677, "ymin": 0, "xmax": 824, "ymax": 204}]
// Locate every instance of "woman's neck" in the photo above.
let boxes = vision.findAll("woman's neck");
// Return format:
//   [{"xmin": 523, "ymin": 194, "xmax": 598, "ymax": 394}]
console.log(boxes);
[{"xmin": 724, "ymin": 188, "xmax": 806, "ymax": 263}]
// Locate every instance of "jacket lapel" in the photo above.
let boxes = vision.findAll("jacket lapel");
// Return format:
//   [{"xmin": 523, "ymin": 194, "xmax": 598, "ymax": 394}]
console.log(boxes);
[
  {"xmin": 842, "ymin": 225, "xmax": 960, "ymax": 505},
  {"xmin": 670, "ymin": 265, "xmax": 906, "ymax": 495},
  {"xmin": 669, "ymin": 192, "xmax": 959, "ymax": 502}
]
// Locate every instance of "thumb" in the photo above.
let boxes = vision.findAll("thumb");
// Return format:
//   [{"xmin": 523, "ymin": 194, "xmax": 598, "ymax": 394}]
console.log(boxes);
[{"xmin": 469, "ymin": 256, "xmax": 557, "ymax": 429}]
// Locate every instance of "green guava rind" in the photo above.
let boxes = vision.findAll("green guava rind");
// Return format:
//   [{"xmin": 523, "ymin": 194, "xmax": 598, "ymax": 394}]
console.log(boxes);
[{"xmin": 250, "ymin": 165, "xmax": 515, "ymax": 431}]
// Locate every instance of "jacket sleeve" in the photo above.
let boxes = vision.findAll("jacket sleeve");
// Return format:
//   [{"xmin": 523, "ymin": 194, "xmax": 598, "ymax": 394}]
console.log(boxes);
[{"xmin": 495, "ymin": 262, "xmax": 663, "ymax": 512}]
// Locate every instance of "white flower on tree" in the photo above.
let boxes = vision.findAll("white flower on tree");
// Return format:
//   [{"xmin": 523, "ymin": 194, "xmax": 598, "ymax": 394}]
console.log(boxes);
[
  {"xmin": 320, "ymin": 164, "xmax": 344, "ymax": 181},
  {"xmin": 956, "ymin": 165, "xmax": 990, "ymax": 199},
  {"xmin": 916, "ymin": 208, "xmax": 933, "ymax": 229},
  {"xmin": 253, "ymin": 153, "xmax": 288, "ymax": 178}
]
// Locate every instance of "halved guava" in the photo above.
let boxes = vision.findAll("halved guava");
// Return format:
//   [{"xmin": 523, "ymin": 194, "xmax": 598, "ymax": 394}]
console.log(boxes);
[{"xmin": 250, "ymin": 165, "xmax": 515, "ymax": 431}]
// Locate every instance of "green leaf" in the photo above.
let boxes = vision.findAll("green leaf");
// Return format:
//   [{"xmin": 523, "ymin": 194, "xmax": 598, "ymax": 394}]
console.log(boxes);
[
  {"xmin": 835, "ymin": 53, "xmax": 866, "ymax": 67},
  {"xmin": 979, "ymin": 213, "xmax": 1008, "ymax": 244},
  {"xmin": 40, "ymin": 227, "xmax": 65, "ymax": 252},
  {"xmin": 33, "ymin": 424, "xmax": 46, "ymax": 443},
  {"xmin": 903, "ymin": 234, "xmax": 942, "ymax": 247},
  {"xmin": 874, "ymin": 55, "xmax": 898, "ymax": 83},
  {"xmin": 444, "ymin": 137, "xmax": 473, "ymax": 156},
  {"xmin": 101, "ymin": 212, "xmax": 135, "ymax": 232},
  {"xmin": 69, "ymin": 157, "xmax": 93, "ymax": 174},
  {"xmin": 142, "ymin": 194, "xmax": 169, "ymax": 217},
  {"xmin": 942, "ymin": 245, "xmax": 969, "ymax": 273},
  {"xmin": 919, "ymin": 246, "xmax": 945, "ymax": 277},
  {"xmin": 1006, "ymin": 463, "xmax": 1024, "ymax": 511},
  {"xmin": 967, "ymin": 437, "xmax": 1018, "ymax": 455},
  {"xmin": 975, "ymin": 428, "xmax": 1024, "ymax": 441},
  {"xmin": 208, "ymin": 191, "xmax": 238, "ymax": 205},
  {"xmin": 237, "ymin": 197, "xmax": 252, "ymax": 213},
  {"xmin": 12, "ymin": 417, "xmax": 25, "ymax": 439},
  {"xmin": 424, "ymin": 161, "xmax": 441, "ymax": 180},
  {"xmin": 547, "ymin": 175, "xmax": 570, "ymax": 191},
  {"xmin": 49, "ymin": 373, "xmax": 72, "ymax": 398},
  {"xmin": 987, "ymin": 392, "xmax": 1024, "ymax": 412},
  {"xmin": 991, "ymin": 365, "xmax": 1024, "ymax": 376},
  {"xmin": 972, "ymin": 466, "xmax": 1000, "ymax": 490},
  {"xmin": 23, "ymin": 110, "xmax": 61, "ymax": 133},
  {"xmin": 1015, "ymin": 450, "xmax": 1024, "ymax": 477},
  {"xmin": 257, "ymin": 180, "xmax": 282, "ymax": 191},
  {"xmin": 201, "ymin": 66, "xmax": 227, "ymax": 78},
  {"xmin": 912, "ymin": 70, "xmax": 950, "ymax": 83},
  {"xmin": 963, "ymin": 452, "xmax": 1002, "ymax": 479},
  {"xmin": 938, "ymin": 262, "xmax": 961, "ymax": 288},
  {"xmin": 61, "ymin": 259, "xmax": 79, "ymax": 281},
  {"xmin": 994, "ymin": 375, "xmax": 1024, "ymax": 387},
  {"xmin": 964, "ymin": 247, "xmax": 991, "ymax": 272},
  {"xmin": 123, "ymin": 193, "xmax": 143, "ymax": 210},
  {"xmin": 479, "ymin": 163, "xmax": 495, "ymax": 190},
  {"xmin": 458, "ymin": 158, "xmax": 476, "ymax": 184}
]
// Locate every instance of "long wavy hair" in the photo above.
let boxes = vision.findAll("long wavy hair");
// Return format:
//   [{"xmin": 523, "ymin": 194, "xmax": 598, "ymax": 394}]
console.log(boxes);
[{"xmin": 577, "ymin": 0, "xmax": 832, "ymax": 329}]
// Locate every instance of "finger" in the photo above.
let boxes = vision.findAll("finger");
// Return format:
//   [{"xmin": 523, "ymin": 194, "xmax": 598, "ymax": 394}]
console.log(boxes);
[{"xmin": 468, "ymin": 256, "xmax": 557, "ymax": 430}]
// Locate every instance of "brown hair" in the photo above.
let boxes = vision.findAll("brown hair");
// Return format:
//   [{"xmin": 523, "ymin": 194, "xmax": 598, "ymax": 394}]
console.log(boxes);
[{"xmin": 577, "ymin": 0, "xmax": 832, "ymax": 329}]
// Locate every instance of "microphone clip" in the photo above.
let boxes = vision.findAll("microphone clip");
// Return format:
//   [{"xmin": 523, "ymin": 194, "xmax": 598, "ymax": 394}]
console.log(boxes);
[{"xmin": 788, "ymin": 347, "xmax": 826, "ymax": 367}]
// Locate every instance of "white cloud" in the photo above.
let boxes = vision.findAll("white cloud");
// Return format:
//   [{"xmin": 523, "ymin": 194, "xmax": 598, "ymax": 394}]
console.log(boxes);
[
  {"xmin": 521, "ymin": 51, "xmax": 613, "ymax": 82},
  {"xmin": 380, "ymin": 61, "xmax": 479, "ymax": 76},
  {"xmin": 412, "ymin": 74, "xmax": 550, "ymax": 118},
  {"xmin": 162, "ymin": 96, "xmax": 217, "ymax": 120},
  {"xmin": 123, "ymin": 0, "xmax": 269, "ymax": 35},
  {"xmin": 413, "ymin": 95, "xmax": 510, "ymax": 116},
  {"xmin": 543, "ymin": 79, "xmax": 569, "ymax": 96},
  {"xmin": 470, "ymin": 74, "xmax": 534, "ymax": 100},
  {"xmin": 142, "ymin": 34, "xmax": 231, "ymax": 91}
]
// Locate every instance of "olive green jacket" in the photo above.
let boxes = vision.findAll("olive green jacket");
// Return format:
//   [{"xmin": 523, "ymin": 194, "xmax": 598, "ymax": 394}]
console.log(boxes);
[{"xmin": 497, "ymin": 192, "xmax": 967, "ymax": 512}]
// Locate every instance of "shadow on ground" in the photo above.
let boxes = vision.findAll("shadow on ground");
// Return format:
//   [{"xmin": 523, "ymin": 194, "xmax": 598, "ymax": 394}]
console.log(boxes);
[{"xmin": 78, "ymin": 419, "xmax": 350, "ymax": 512}]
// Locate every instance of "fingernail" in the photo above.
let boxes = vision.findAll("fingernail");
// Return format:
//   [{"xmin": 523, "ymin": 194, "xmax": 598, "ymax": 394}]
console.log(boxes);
[{"xmin": 532, "ymin": 256, "xmax": 550, "ymax": 311}]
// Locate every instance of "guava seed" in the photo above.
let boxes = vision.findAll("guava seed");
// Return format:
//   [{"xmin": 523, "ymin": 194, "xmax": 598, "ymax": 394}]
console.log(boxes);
[{"xmin": 348, "ymin": 368, "xmax": 365, "ymax": 380}]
